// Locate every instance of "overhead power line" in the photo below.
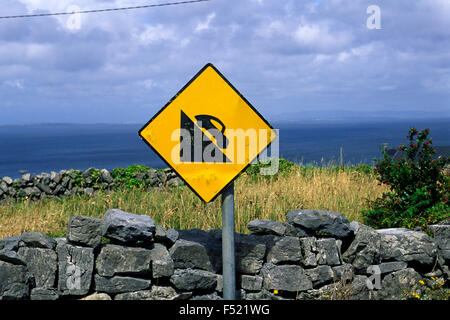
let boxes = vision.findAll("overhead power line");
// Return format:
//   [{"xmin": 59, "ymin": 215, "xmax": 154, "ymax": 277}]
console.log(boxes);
[{"xmin": 0, "ymin": 0, "xmax": 210, "ymax": 20}]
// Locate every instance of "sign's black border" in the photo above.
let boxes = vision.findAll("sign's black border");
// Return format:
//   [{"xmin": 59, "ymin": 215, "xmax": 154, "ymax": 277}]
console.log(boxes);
[{"xmin": 138, "ymin": 63, "xmax": 275, "ymax": 203}]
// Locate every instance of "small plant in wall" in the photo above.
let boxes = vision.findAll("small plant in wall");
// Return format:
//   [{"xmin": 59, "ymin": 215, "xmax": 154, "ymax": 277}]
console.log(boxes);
[{"xmin": 362, "ymin": 128, "xmax": 449, "ymax": 230}]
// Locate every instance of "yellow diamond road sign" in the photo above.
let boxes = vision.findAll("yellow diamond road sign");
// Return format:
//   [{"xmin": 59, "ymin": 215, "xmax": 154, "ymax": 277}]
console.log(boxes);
[{"xmin": 138, "ymin": 63, "xmax": 276, "ymax": 202}]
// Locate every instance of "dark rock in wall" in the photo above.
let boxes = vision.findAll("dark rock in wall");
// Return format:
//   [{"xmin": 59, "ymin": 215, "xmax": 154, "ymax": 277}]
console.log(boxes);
[
  {"xmin": 17, "ymin": 247, "xmax": 57, "ymax": 288},
  {"xmin": 342, "ymin": 223, "xmax": 381, "ymax": 272},
  {"xmin": 377, "ymin": 228, "xmax": 438, "ymax": 268},
  {"xmin": 101, "ymin": 209, "xmax": 155, "ymax": 244},
  {"xmin": 66, "ymin": 215, "xmax": 102, "ymax": 248},
  {"xmin": 19, "ymin": 232, "xmax": 56, "ymax": 250},
  {"xmin": 286, "ymin": 209, "xmax": 352, "ymax": 239},
  {"xmin": 96, "ymin": 244, "xmax": 152, "ymax": 277},
  {"xmin": 261, "ymin": 263, "xmax": 312, "ymax": 292},
  {"xmin": 56, "ymin": 243, "xmax": 94, "ymax": 296},
  {"xmin": 169, "ymin": 268, "xmax": 217, "ymax": 291},
  {"xmin": 0, "ymin": 261, "xmax": 31, "ymax": 300},
  {"xmin": 94, "ymin": 275, "xmax": 151, "ymax": 294}
]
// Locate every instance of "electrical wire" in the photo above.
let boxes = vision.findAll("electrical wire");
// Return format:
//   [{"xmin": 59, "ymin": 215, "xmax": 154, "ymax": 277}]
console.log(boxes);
[{"xmin": 0, "ymin": 0, "xmax": 210, "ymax": 19}]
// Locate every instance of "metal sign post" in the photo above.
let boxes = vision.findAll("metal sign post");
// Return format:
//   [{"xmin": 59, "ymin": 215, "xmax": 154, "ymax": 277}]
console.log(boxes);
[
  {"xmin": 221, "ymin": 181, "xmax": 236, "ymax": 300},
  {"xmin": 138, "ymin": 63, "xmax": 276, "ymax": 300}
]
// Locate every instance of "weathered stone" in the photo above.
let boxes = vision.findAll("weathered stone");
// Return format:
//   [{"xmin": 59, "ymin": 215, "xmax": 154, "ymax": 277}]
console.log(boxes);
[
  {"xmin": 17, "ymin": 247, "xmax": 57, "ymax": 288},
  {"xmin": 247, "ymin": 219, "xmax": 287, "ymax": 236},
  {"xmin": 96, "ymin": 244, "xmax": 152, "ymax": 277},
  {"xmin": 114, "ymin": 290, "xmax": 153, "ymax": 300},
  {"xmin": 0, "ymin": 250, "xmax": 25, "ymax": 265},
  {"xmin": 240, "ymin": 275, "xmax": 263, "ymax": 291},
  {"xmin": 373, "ymin": 268, "xmax": 425, "ymax": 300},
  {"xmin": 146, "ymin": 286, "xmax": 191, "ymax": 300},
  {"xmin": 36, "ymin": 182, "xmax": 52, "ymax": 195},
  {"xmin": 245, "ymin": 289, "xmax": 287, "ymax": 300},
  {"xmin": 94, "ymin": 275, "xmax": 151, "ymax": 294},
  {"xmin": 236, "ymin": 234, "xmax": 266, "ymax": 274},
  {"xmin": 170, "ymin": 229, "xmax": 221, "ymax": 272},
  {"xmin": 342, "ymin": 223, "xmax": 381, "ymax": 271},
  {"xmin": 427, "ymin": 224, "xmax": 450, "ymax": 257},
  {"xmin": 80, "ymin": 292, "xmax": 112, "ymax": 300},
  {"xmin": 377, "ymin": 229, "xmax": 438, "ymax": 267},
  {"xmin": 2, "ymin": 177, "xmax": 13, "ymax": 185},
  {"xmin": 170, "ymin": 269, "xmax": 217, "ymax": 291},
  {"xmin": 101, "ymin": 209, "xmax": 155, "ymax": 243},
  {"xmin": 286, "ymin": 209, "xmax": 352, "ymax": 239},
  {"xmin": 261, "ymin": 263, "xmax": 312, "ymax": 292},
  {"xmin": 266, "ymin": 236, "xmax": 301, "ymax": 264},
  {"xmin": 316, "ymin": 238, "xmax": 341, "ymax": 266},
  {"xmin": 154, "ymin": 225, "xmax": 178, "ymax": 247},
  {"xmin": 57, "ymin": 243, "xmax": 94, "ymax": 296},
  {"xmin": 30, "ymin": 287, "xmax": 59, "ymax": 300},
  {"xmin": 376, "ymin": 261, "xmax": 408, "ymax": 274},
  {"xmin": 20, "ymin": 232, "xmax": 56, "ymax": 249},
  {"xmin": 0, "ymin": 261, "xmax": 31, "ymax": 300},
  {"xmin": 304, "ymin": 265, "xmax": 334, "ymax": 287},
  {"xmin": 84, "ymin": 188, "xmax": 94, "ymax": 196},
  {"xmin": 332, "ymin": 263, "xmax": 353, "ymax": 283},
  {"xmin": 28, "ymin": 186, "xmax": 41, "ymax": 197},
  {"xmin": 149, "ymin": 243, "xmax": 174, "ymax": 278},
  {"xmin": 191, "ymin": 293, "xmax": 223, "ymax": 300},
  {"xmin": 300, "ymin": 237, "xmax": 318, "ymax": 267},
  {"xmin": 100, "ymin": 169, "xmax": 113, "ymax": 183},
  {"xmin": 66, "ymin": 215, "xmax": 102, "ymax": 248}
]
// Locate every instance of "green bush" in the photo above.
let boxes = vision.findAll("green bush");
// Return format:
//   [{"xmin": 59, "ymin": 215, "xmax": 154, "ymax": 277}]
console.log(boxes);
[
  {"xmin": 362, "ymin": 127, "xmax": 449, "ymax": 229},
  {"xmin": 245, "ymin": 158, "xmax": 296, "ymax": 180}
]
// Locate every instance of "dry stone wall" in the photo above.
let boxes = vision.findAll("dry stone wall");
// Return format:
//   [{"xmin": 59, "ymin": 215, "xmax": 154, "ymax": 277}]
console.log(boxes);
[
  {"xmin": 0, "ymin": 167, "xmax": 182, "ymax": 204},
  {"xmin": 0, "ymin": 209, "xmax": 449, "ymax": 300}
]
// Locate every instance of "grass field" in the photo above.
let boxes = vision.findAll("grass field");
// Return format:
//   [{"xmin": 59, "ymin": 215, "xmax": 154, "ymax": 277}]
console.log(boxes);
[{"xmin": 0, "ymin": 164, "xmax": 389, "ymax": 239}]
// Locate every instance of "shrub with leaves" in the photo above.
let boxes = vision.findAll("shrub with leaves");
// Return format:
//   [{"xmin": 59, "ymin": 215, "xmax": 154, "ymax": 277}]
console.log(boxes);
[{"xmin": 362, "ymin": 127, "xmax": 449, "ymax": 229}]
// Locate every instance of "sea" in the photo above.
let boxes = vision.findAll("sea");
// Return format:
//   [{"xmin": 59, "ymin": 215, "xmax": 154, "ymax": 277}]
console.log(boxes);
[{"xmin": 0, "ymin": 119, "xmax": 448, "ymax": 179}]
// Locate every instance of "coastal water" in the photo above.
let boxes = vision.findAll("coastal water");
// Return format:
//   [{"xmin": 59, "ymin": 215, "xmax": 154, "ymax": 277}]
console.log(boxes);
[{"xmin": 0, "ymin": 119, "xmax": 448, "ymax": 179}]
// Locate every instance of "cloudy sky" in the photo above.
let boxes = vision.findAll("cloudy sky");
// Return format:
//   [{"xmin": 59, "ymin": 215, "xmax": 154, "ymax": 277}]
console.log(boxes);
[{"xmin": 0, "ymin": 0, "xmax": 449, "ymax": 125}]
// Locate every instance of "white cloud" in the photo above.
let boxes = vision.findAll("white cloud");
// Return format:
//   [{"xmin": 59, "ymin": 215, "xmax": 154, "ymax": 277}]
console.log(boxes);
[
  {"xmin": 134, "ymin": 24, "xmax": 177, "ymax": 45},
  {"xmin": 293, "ymin": 21, "xmax": 353, "ymax": 51},
  {"xmin": 3, "ymin": 79, "xmax": 24, "ymax": 89},
  {"xmin": 195, "ymin": 12, "xmax": 216, "ymax": 32}
]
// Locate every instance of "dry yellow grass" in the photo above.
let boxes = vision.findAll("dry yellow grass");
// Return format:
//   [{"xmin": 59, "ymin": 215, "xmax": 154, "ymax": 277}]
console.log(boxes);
[{"xmin": 0, "ymin": 166, "xmax": 389, "ymax": 238}]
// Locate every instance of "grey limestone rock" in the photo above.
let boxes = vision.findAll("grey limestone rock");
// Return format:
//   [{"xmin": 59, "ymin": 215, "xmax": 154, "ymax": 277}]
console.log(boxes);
[
  {"xmin": 373, "ymin": 268, "xmax": 425, "ymax": 300},
  {"xmin": 170, "ymin": 229, "xmax": 221, "ymax": 272},
  {"xmin": 342, "ymin": 223, "xmax": 381, "ymax": 272},
  {"xmin": 266, "ymin": 236, "xmax": 302, "ymax": 264},
  {"xmin": 94, "ymin": 275, "xmax": 151, "ymax": 294},
  {"xmin": 247, "ymin": 219, "xmax": 287, "ymax": 236},
  {"xmin": 66, "ymin": 215, "xmax": 102, "ymax": 248},
  {"xmin": 304, "ymin": 265, "xmax": 334, "ymax": 287},
  {"xmin": 170, "ymin": 268, "xmax": 217, "ymax": 291},
  {"xmin": 239, "ymin": 275, "xmax": 263, "ymax": 291},
  {"xmin": 149, "ymin": 243, "xmax": 174, "ymax": 278},
  {"xmin": 377, "ymin": 228, "xmax": 438, "ymax": 267},
  {"xmin": 80, "ymin": 292, "xmax": 112, "ymax": 300},
  {"xmin": 261, "ymin": 263, "xmax": 312, "ymax": 292},
  {"xmin": 19, "ymin": 232, "xmax": 56, "ymax": 250},
  {"xmin": 101, "ymin": 209, "xmax": 155, "ymax": 243},
  {"xmin": 17, "ymin": 247, "xmax": 57, "ymax": 288},
  {"xmin": 0, "ymin": 261, "xmax": 31, "ymax": 300},
  {"xmin": 96, "ymin": 244, "xmax": 152, "ymax": 277},
  {"xmin": 30, "ymin": 287, "xmax": 59, "ymax": 300},
  {"xmin": 57, "ymin": 243, "xmax": 94, "ymax": 296},
  {"xmin": 286, "ymin": 209, "xmax": 352, "ymax": 239},
  {"xmin": 0, "ymin": 250, "xmax": 25, "ymax": 265}
]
